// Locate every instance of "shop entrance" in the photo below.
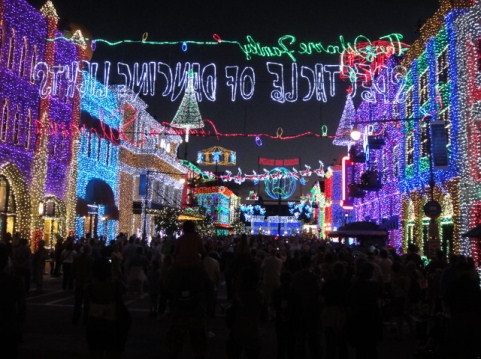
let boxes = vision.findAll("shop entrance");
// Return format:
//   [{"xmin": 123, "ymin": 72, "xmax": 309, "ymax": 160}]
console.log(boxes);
[{"xmin": 0, "ymin": 175, "xmax": 16, "ymax": 242}]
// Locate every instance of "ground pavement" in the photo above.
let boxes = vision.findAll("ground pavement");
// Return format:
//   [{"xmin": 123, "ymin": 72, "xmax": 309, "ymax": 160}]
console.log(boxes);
[{"xmin": 18, "ymin": 274, "xmax": 420, "ymax": 359}]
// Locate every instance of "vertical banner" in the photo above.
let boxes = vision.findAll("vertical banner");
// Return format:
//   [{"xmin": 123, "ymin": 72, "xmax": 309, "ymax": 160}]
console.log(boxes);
[
  {"xmin": 341, "ymin": 156, "xmax": 354, "ymax": 210},
  {"xmin": 139, "ymin": 174, "xmax": 147, "ymax": 196},
  {"xmin": 430, "ymin": 120, "xmax": 448, "ymax": 170}
]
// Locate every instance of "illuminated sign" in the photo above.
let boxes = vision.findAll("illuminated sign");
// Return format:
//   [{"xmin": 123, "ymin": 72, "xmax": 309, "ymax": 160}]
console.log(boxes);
[
  {"xmin": 341, "ymin": 156, "xmax": 354, "ymax": 210},
  {"xmin": 33, "ymin": 60, "xmax": 408, "ymax": 104}
]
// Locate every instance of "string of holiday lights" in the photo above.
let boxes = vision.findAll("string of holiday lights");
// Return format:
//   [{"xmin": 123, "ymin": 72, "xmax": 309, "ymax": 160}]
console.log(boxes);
[
  {"xmin": 47, "ymin": 33, "xmax": 409, "ymax": 62},
  {"xmin": 199, "ymin": 161, "xmax": 326, "ymax": 184}
]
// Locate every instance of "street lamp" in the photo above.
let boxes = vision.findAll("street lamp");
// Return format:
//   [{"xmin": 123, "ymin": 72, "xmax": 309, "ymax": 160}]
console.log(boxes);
[{"xmin": 350, "ymin": 126, "xmax": 362, "ymax": 141}]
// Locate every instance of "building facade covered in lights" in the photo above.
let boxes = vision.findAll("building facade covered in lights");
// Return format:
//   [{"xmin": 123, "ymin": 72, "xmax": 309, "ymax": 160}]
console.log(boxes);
[
  {"xmin": 349, "ymin": 57, "xmax": 405, "ymax": 250},
  {"xmin": 0, "ymin": 0, "xmax": 84, "ymax": 245},
  {"xmin": 334, "ymin": 0, "xmax": 479, "ymax": 258},
  {"xmin": 395, "ymin": 1, "xmax": 469, "ymax": 257},
  {"xmin": 455, "ymin": 0, "xmax": 481, "ymax": 265},
  {"xmin": 75, "ymin": 73, "xmax": 121, "ymax": 241},
  {"xmin": 196, "ymin": 186, "xmax": 239, "ymax": 235},
  {"xmin": 114, "ymin": 88, "xmax": 185, "ymax": 239}
]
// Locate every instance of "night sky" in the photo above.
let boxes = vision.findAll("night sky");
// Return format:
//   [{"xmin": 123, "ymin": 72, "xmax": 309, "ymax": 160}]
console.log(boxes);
[{"xmin": 28, "ymin": 0, "xmax": 439, "ymax": 200}]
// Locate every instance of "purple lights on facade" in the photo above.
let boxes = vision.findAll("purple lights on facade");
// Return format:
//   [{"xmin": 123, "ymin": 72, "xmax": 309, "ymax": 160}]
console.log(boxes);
[{"xmin": 0, "ymin": 0, "xmax": 82, "ymax": 243}]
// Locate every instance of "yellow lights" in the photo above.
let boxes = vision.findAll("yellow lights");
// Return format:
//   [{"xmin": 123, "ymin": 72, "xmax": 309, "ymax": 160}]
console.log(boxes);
[
  {"xmin": 70, "ymin": 30, "xmax": 87, "ymax": 50},
  {"xmin": 39, "ymin": 1, "xmax": 59, "ymax": 21},
  {"xmin": 38, "ymin": 202, "xmax": 44, "ymax": 216}
]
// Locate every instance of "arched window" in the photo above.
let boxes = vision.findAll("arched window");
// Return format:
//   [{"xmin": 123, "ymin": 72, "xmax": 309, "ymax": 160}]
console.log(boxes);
[
  {"xmin": 7, "ymin": 28, "xmax": 16, "ymax": 71},
  {"xmin": 0, "ymin": 175, "xmax": 9, "ymax": 212},
  {"xmin": 19, "ymin": 37, "xmax": 27, "ymax": 78},
  {"xmin": 25, "ymin": 109, "xmax": 32, "ymax": 149},
  {"xmin": 29, "ymin": 45, "xmax": 37, "ymax": 84},
  {"xmin": 1, "ymin": 100, "xmax": 9, "ymax": 141},
  {"xmin": 12, "ymin": 105, "xmax": 20, "ymax": 145},
  {"xmin": 0, "ymin": 23, "xmax": 4, "ymax": 57}
]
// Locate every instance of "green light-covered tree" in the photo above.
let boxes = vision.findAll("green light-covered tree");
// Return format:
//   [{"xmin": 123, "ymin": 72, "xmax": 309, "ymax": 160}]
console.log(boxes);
[
  {"xmin": 170, "ymin": 71, "xmax": 204, "ymax": 142},
  {"xmin": 196, "ymin": 207, "xmax": 216, "ymax": 237},
  {"xmin": 154, "ymin": 207, "xmax": 180, "ymax": 236}
]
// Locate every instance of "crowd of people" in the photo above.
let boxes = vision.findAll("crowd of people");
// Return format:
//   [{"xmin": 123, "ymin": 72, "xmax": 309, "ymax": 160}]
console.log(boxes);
[{"xmin": 1, "ymin": 222, "xmax": 481, "ymax": 359}]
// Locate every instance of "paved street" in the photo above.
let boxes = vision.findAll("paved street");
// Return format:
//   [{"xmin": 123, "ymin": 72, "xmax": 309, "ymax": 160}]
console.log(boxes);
[{"xmin": 17, "ymin": 274, "xmax": 420, "ymax": 359}]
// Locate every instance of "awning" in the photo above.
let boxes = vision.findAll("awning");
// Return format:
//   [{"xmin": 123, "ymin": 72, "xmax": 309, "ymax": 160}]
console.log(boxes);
[{"xmin": 85, "ymin": 179, "xmax": 115, "ymax": 206}]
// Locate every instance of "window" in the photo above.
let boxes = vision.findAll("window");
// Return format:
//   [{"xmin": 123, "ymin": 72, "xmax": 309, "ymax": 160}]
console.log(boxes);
[
  {"xmin": 419, "ymin": 70, "xmax": 428, "ymax": 106},
  {"xmin": 438, "ymin": 108, "xmax": 451, "ymax": 148},
  {"xmin": 1, "ymin": 100, "xmax": 8, "ymax": 141},
  {"xmin": 29, "ymin": 46, "xmax": 37, "ymax": 84},
  {"xmin": 87, "ymin": 132, "xmax": 92, "ymax": 157},
  {"xmin": 105, "ymin": 141, "xmax": 110, "ymax": 165},
  {"xmin": 437, "ymin": 48, "xmax": 449, "ymax": 84},
  {"xmin": 405, "ymin": 88, "xmax": 413, "ymax": 118},
  {"xmin": 19, "ymin": 38, "xmax": 27, "ymax": 78},
  {"xmin": 25, "ymin": 109, "xmax": 33, "ymax": 150},
  {"xmin": 0, "ymin": 175, "xmax": 8, "ymax": 212},
  {"xmin": 97, "ymin": 138, "xmax": 102, "ymax": 161},
  {"xmin": 12, "ymin": 106, "xmax": 20, "ymax": 145},
  {"xmin": 393, "ymin": 145, "xmax": 400, "ymax": 178},
  {"xmin": 406, "ymin": 134, "xmax": 414, "ymax": 166},
  {"xmin": 7, "ymin": 29, "xmax": 15, "ymax": 71},
  {"xmin": 0, "ymin": 23, "xmax": 3, "ymax": 58},
  {"xmin": 420, "ymin": 122, "xmax": 430, "ymax": 158}
]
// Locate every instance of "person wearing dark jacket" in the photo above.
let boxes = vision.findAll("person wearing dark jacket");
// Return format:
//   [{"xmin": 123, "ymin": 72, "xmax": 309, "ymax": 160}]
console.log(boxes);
[
  {"xmin": 72, "ymin": 245, "xmax": 93, "ymax": 325},
  {"xmin": 0, "ymin": 243, "xmax": 26, "ymax": 358},
  {"xmin": 290, "ymin": 255, "xmax": 322, "ymax": 359}
]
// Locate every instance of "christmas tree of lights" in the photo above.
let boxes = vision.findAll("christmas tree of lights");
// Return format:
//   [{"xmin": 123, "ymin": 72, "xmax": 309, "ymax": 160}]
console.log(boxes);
[
  {"xmin": 333, "ymin": 94, "xmax": 357, "ymax": 146},
  {"xmin": 170, "ymin": 71, "xmax": 204, "ymax": 142}
]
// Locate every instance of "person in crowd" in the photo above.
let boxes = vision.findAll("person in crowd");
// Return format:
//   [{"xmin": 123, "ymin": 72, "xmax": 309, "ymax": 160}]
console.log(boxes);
[
  {"xmin": 127, "ymin": 246, "xmax": 149, "ymax": 298},
  {"xmin": 52, "ymin": 236, "xmax": 64, "ymax": 277},
  {"xmin": 390, "ymin": 261, "xmax": 410, "ymax": 337},
  {"xmin": 443, "ymin": 256, "xmax": 481, "ymax": 359},
  {"xmin": 378, "ymin": 249, "xmax": 393, "ymax": 296},
  {"xmin": 122, "ymin": 236, "xmax": 138, "ymax": 273},
  {"xmin": 110, "ymin": 243, "xmax": 124, "ymax": 282},
  {"xmin": 158, "ymin": 254, "xmax": 174, "ymax": 318},
  {"xmin": 290, "ymin": 255, "xmax": 322, "ymax": 359},
  {"xmin": 165, "ymin": 254, "xmax": 210, "ymax": 359},
  {"xmin": 272, "ymin": 271, "xmax": 294, "ymax": 359},
  {"xmin": 0, "ymin": 243, "xmax": 26, "ymax": 359},
  {"xmin": 61, "ymin": 241, "xmax": 77, "ymax": 290},
  {"xmin": 321, "ymin": 261, "xmax": 349, "ymax": 359},
  {"xmin": 226, "ymin": 265, "xmax": 266, "ymax": 359},
  {"xmin": 173, "ymin": 220, "xmax": 205, "ymax": 268},
  {"xmin": 262, "ymin": 248, "xmax": 283, "ymax": 315},
  {"xmin": 32, "ymin": 239, "xmax": 50, "ymax": 293},
  {"xmin": 348, "ymin": 261, "xmax": 382, "ymax": 359},
  {"xmin": 85, "ymin": 258, "xmax": 131, "ymax": 358},
  {"xmin": 147, "ymin": 259, "xmax": 161, "ymax": 317},
  {"xmin": 72, "ymin": 245, "xmax": 93, "ymax": 325},
  {"xmin": 203, "ymin": 244, "xmax": 220, "ymax": 338},
  {"xmin": 11, "ymin": 237, "xmax": 31, "ymax": 294}
]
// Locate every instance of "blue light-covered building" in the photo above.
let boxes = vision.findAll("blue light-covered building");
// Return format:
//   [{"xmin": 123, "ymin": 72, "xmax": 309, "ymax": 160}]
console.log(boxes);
[{"xmin": 76, "ymin": 72, "xmax": 120, "ymax": 240}]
